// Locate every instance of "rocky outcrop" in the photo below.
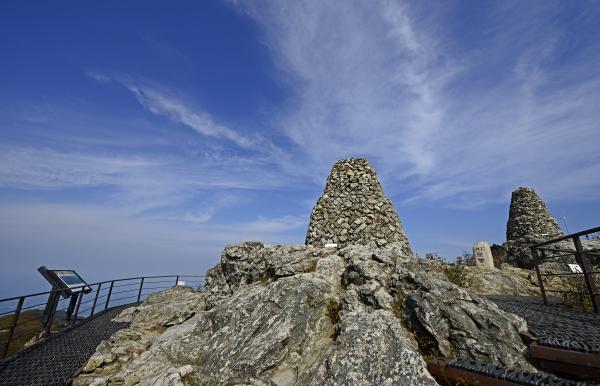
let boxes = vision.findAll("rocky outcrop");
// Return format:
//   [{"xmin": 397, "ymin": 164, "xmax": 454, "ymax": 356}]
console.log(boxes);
[
  {"xmin": 74, "ymin": 242, "xmax": 534, "ymax": 386},
  {"xmin": 400, "ymin": 271, "xmax": 529, "ymax": 369},
  {"xmin": 505, "ymin": 187, "xmax": 564, "ymax": 268},
  {"xmin": 461, "ymin": 264, "xmax": 540, "ymax": 297},
  {"xmin": 203, "ymin": 242, "xmax": 338, "ymax": 309},
  {"xmin": 73, "ymin": 285, "xmax": 206, "ymax": 386},
  {"xmin": 73, "ymin": 161, "xmax": 540, "ymax": 386},
  {"xmin": 305, "ymin": 158, "xmax": 412, "ymax": 256}
]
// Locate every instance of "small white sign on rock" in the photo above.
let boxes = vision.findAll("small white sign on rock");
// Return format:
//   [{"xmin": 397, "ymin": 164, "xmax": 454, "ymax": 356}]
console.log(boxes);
[
  {"xmin": 324, "ymin": 243, "xmax": 338, "ymax": 248},
  {"xmin": 176, "ymin": 280, "xmax": 186, "ymax": 286},
  {"xmin": 568, "ymin": 264, "xmax": 583, "ymax": 273}
]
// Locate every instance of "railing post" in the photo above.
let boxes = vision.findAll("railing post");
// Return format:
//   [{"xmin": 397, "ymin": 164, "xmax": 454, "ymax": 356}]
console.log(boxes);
[
  {"xmin": 531, "ymin": 247, "xmax": 548, "ymax": 305},
  {"xmin": 104, "ymin": 281, "xmax": 114, "ymax": 311},
  {"xmin": 71, "ymin": 291, "xmax": 84, "ymax": 326},
  {"xmin": 45, "ymin": 292, "xmax": 60, "ymax": 337},
  {"xmin": 137, "ymin": 277, "xmax": 145, "ymax": 302},
  {"xmin": 1, "ymin": 296, "xmax": 24, "ymax": 359},
  {"xmin": 573, "ymin": 236, "xmax": 600, "ymax": 313},
  {"xmin": 175, "ymin": 275, "xmax": 180, "ymax": 286},
  {"xmin": 90, "ymin": 283, "xmax": 101, "ymax": 316}
]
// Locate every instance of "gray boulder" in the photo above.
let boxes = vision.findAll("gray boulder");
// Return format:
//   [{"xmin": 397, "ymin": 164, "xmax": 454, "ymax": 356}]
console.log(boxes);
[{"xmin": 399, "ymin": 271, "xmax": 532, "ymax": 370}]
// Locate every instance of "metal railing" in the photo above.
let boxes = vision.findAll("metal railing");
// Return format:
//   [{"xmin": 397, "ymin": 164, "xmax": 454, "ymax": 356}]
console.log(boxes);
[
  {"xmin": 531, "ymin": 226, "xmax": 600, "ymax": 313},
  {"xmin": 0, "ymin": 274, "xmax": 204, "ymax": 360}
]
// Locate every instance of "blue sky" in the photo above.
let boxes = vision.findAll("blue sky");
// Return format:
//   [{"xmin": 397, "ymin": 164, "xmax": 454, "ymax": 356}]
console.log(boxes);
[{"xmin": 1, "ymin": 1, "xmax": 600, "ymax": 297}]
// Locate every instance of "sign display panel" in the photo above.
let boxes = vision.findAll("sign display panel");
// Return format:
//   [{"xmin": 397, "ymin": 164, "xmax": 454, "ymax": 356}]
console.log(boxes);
[
  {"xmin": 568, "ymin": 264, "xmax": 583, "ymax": 273},
  {"xmin": 37, "ymin": 266, "xmax": 91, "ymax": 297},
  {"xmin": 53, "ymin": 270, "xmax": 88, "ymax": 290}
]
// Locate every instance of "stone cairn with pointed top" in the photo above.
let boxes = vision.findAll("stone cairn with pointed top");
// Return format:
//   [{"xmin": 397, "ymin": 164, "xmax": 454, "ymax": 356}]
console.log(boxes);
[
  {"xmin": 305, "ymin": 157, "xmax": 412, "ymax": 256},
  {"xmin": 504, "ymin": 187, "xmax": 564, "ymax": 268}
]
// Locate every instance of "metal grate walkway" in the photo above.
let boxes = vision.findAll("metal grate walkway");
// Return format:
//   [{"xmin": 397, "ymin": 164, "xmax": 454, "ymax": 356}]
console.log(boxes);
[
  {"xmin": 489, "ymin": 296, "xmax": 600, "ymax": 354},
  {"xmin": 0, "ymin": 305, "xmax": 132, "ymax": 386}
]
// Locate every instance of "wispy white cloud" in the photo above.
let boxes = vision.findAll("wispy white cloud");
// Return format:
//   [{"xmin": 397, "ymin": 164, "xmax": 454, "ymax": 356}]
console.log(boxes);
[
  {"xmin": 232, "ymin": 1, "xmax": 458, "ymax": 179},
  {"xmin": 232, "ymin": 0, "xmax": 600, "ymax": 206},
  {"xmin": 0, "ymin": 144, "xmax": 297, "ymax": 214},
  {"xmin": 88, "ymin": 72, "xmax": 259, "ymax": 149}
]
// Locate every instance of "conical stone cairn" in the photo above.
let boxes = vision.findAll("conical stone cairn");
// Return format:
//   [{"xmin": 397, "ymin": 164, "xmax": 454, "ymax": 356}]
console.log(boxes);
[
  {"xmin": 505, "ymin": 187, "xmax": 564, "ymax": 267},
  {"xmin": 506, "ymin": 187, "xmax": 564, "ymax": 242},
  {"xmin": 305, "ymin": 157, "xmax": 412, "ymax": 256}
]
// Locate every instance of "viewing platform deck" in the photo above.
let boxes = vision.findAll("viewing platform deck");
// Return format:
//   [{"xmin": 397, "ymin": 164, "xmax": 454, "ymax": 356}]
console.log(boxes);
[{"xmin": 0, "ymin": 304, "xmax": 132, "ymax": 386}]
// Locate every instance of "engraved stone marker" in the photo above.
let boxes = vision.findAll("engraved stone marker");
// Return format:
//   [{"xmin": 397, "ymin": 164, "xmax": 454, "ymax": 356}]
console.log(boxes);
[{"xmin": 473, "ymin": 241, "xmax": 494, "ymax": 268}]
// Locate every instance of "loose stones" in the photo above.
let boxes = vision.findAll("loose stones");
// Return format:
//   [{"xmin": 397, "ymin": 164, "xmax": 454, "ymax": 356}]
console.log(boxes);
[{"xmin": 305, "ymin": 158, "xmax": 412, "ymax": 256}]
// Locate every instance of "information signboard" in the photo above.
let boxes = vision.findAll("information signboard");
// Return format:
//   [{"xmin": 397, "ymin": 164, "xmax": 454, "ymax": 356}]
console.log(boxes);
[
  {"xmin": 568, "ymin": 263, "xmax": 583, "ymax": 273},
  {"xmin": 37, "ymin": 266, "xmax": 91, "ymax": 297},
  {"xmin": 52, "ymin": 270, "xmax": 88, "ymax": 290},
  {"xmin": 37, "ymin": 266, "xmax": 92, "ymax": 324}
]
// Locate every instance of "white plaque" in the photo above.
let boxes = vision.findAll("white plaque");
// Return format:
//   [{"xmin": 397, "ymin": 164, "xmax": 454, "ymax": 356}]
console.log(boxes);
[
  {"xmin": 324, "ymin": 243, "xmax": 338, "ymax": 248},
  {"xmin": 568, "ymin": 264, "xmax": 583, "ymax": 273}
]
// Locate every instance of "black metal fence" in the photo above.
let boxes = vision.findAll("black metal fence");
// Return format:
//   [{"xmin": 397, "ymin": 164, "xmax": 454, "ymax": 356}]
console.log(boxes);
[
  {"xmin": 0, "ymin": 274, "xmax": 204, "ymax": 360},
  {"xmin": 531, "ymin": 226, "xmax": 600, "ymax": 313}
]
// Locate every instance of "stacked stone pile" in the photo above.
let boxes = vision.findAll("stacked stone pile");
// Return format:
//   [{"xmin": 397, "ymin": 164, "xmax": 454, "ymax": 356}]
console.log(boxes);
[
  {"xmin": 305, "ymin": 158, "xmax": 412, "ymax": 256},
  {"xmin": 506, "ymin": 187, "xmax": 564, "ymax": 242},
  {"xmin": 504, "ymin": 187, "xmax": 564, "ymax": 268}
]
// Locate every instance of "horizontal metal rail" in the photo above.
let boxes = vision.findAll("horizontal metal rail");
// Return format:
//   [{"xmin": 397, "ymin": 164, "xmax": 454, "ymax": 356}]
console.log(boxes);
[
  {"xmin": 531, "ymin": 226, "xmax": 600, "ymax": 313},
  {"xmin": 0, "ymin": 274, "xmax": 204, "ymax": 360},
  {"xmin": 530, "ymin": 343, "xmax": 600, "ymax": 378},
  {"xmin": 0, "ymin": 275, "xmax": 204, "ymax": 303},
  {"xmin": 532, "ymin": 226, "xmax": 600, "ymax": 248}
]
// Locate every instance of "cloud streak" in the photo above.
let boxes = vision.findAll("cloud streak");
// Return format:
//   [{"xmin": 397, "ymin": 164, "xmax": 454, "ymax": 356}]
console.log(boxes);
[
  {"xmin": 0, "ymin": 144, "xmax": 297, "ymax": 215},
  {"xmin": 89, "ymin": 72, "xmax": 259, "ymax": 149},
  {"xmin": 232, "ymin": 0, "xmax": 600, "ymax": 206}
]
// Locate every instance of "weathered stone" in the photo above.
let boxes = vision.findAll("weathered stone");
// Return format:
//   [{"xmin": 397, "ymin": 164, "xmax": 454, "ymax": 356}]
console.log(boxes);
[
  {"xmin": 399, "ymin": 271, "xmax": 533, "ymax": 370},
  {"xmin": 473, "ymin": 241, "xmax": 494, "ymax": 268},
  {"xmin": 75, "ymin": 240, "xmax": 539, "ymax": 385},
  {"xmin": 74, "ymin": 286, "xmax": 206, "ymax": 385},
  {"xmin": 306, "ymin": 158, "xmax": 412, "ymax": 256}
]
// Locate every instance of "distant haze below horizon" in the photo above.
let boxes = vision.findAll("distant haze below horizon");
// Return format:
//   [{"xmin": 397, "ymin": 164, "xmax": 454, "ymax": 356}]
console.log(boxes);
[{"xmin": 1, "ymin": 1, "xmax": 600, "ymax": 298}]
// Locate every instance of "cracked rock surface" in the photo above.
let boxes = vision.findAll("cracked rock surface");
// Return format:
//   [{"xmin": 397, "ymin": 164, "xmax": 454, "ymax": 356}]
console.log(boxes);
[{"xmin": 74, "ymin": 242, "xmax": 533, "ymax": 386}]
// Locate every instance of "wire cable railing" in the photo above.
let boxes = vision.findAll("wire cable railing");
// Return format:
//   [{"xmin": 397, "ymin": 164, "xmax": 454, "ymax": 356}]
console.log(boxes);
[{"xmin": 0, "ymin": 274, "xmax": 204, "ymax": 360}]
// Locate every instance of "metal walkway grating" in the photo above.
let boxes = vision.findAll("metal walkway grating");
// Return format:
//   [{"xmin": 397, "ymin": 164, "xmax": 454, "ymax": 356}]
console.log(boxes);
[
  {"xmin": 0, "ymin": 305, "xmax": 132, "ymax": 386},
  {"xmin": 489, "ymin": 296, "xmax": 600, "ymax": 354}
]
